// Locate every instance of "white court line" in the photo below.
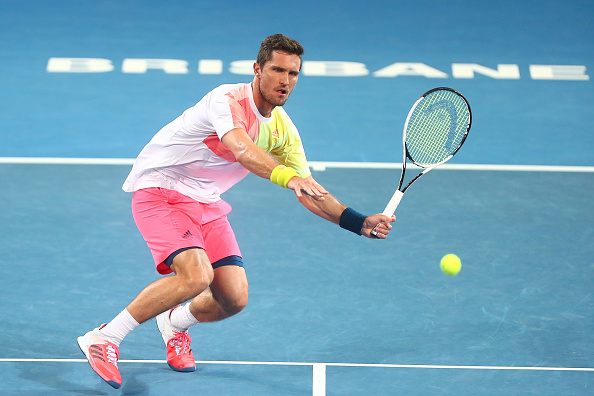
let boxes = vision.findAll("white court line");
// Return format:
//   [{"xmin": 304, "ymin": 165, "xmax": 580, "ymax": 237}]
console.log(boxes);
[
  {"xmin": 2, "ymin": 358, "xmax": 593, "ymax": 371},
  {"xmin": 312, "ymin": 363, "xmax": 327, "ymax": 396},
  {"xmin": 0, "ymin": 157, "xmax": 593, "ymax": 173},
  {"xmin": 0, "ymin": 157, "xmax": 135, "ymax": 165},
  {"xmin": 2, "ymin": 358, "xmax": 592, "ymax": 395}
]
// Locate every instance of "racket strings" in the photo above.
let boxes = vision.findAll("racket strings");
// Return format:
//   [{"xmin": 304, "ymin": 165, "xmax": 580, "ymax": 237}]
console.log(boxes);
[{"xmin": 406, "ymin": 90, "xmax": 470, "ymax": 166}]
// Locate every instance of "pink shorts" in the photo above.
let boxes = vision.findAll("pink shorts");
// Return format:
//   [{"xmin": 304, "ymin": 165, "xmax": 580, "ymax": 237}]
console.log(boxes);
[{"xmin": 132, "ymin": 187, "xmax": 242, "ymax": 275}]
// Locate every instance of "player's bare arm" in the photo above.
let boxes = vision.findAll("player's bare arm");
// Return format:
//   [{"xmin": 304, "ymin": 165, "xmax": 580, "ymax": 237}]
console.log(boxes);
[
  {"xmin": 297, "ymin": 176, "xmax": 395, "ymax": 239},
  {"xmin": 221, "ymin": 128, "xmax": 326, "ymax": 200}
]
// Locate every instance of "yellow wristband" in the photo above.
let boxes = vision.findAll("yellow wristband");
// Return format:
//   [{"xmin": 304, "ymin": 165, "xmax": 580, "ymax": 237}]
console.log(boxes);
[{"xmin": 270, "ymin": 165, "xmax": 299, "ymax": 188}]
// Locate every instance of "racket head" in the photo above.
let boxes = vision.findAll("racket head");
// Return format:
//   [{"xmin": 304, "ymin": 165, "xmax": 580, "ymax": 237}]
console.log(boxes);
[{"xmin": 403, "ymin": 87, "xmax": 471, "ymax": 168}]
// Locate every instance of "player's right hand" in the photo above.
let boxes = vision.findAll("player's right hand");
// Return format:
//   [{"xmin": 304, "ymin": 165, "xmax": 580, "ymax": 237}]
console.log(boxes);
[{"xmin": 365, "ymin": 214, "xmax": 396, "ymax": 239}]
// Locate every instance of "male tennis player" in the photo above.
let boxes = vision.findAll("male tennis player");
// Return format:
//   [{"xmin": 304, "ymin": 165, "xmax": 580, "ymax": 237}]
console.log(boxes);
[{"xmin": 77, "ymin": 33, "xmax": 396, "ymax": 389}]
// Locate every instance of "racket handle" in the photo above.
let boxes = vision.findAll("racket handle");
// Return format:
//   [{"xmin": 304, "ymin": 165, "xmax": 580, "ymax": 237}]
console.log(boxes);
[
  {"xmin": 371, "ymin": 190, "xmax": 403, "ymax": 237},
  {"xmin": 382, "ymin": 190, "xmax": 404, "ymax": 216}
]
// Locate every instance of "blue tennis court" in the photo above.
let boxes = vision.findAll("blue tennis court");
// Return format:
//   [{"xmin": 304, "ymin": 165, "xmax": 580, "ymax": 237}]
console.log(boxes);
[{"xmin": 1, "ymin": 1, "xmax": 592, "ymax": 395}]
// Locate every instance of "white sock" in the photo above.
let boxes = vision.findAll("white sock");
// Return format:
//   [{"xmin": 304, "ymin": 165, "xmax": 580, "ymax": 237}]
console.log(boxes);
[
  {"xmin": 169, "ymin": 304, "xmax": 200, "ymax": 333},
  {"xmin": 96, "ymin": 308, "xmax": 140, "ymax": 346}
]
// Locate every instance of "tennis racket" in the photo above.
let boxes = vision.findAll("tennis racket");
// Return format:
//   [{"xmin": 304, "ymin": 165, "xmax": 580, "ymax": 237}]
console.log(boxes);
[{"xmin": 371, "ymin": 87, "xmax": 471, "ymax": 236}]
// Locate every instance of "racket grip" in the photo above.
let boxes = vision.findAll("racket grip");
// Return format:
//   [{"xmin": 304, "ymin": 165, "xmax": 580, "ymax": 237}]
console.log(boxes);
[{"xmin": 382, "ymin": 190, "xmax": 404, "ymax": 216}]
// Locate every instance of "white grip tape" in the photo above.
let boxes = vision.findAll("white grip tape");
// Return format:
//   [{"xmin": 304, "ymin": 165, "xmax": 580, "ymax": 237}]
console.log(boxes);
[
  {"xmin": 382, "ymin": 190, "xmax": 404, "ymax": 216},
  {"xmin": 371, "ymin": 190, "xmax": 403, "ymax": 237}
]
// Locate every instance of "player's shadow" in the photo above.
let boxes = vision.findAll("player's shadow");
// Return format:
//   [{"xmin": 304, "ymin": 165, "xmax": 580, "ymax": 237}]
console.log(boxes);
[
  {"xmin": 118, "ymin": 367, "xmax": 150, "ymax": 396},
  {"xmin": 15, "ymin": 362, "xmax": 154, "ymax": 395},
  {"xmin": 15, "ymin": 361, "xmax": 108, "ymax": 395}
]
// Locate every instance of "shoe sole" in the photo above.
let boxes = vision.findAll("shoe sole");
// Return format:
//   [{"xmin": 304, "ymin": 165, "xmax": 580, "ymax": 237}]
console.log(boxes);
[
  {"xmin": 168, "ymin": 363, "xmax": 196, "ymax": 372},
  {"xmin": 77, "ymin": 335, "xmax": 122, "ymax": 389}
]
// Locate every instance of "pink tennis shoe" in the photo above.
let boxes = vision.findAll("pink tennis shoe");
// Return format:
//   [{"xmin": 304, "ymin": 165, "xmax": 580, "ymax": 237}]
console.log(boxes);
[
  {"xmin": 77, "ymin": 324, "xmax": 122, "ymax": 389},
  {"xmin": 156, "ymin": 306, "xmax": 197, "ymax": 372}
]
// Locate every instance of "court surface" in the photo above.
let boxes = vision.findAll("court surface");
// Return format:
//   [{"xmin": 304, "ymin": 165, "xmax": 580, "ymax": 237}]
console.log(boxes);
[{"xmin": 1, "ymin": 1, "xmax": 592, "ymax": 395}]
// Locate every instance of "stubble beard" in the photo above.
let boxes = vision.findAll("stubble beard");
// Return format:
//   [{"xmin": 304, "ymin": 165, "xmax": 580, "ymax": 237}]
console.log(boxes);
[{"xmin": 259, "ymin": 85, "xmax": 290, "ymax": 108}]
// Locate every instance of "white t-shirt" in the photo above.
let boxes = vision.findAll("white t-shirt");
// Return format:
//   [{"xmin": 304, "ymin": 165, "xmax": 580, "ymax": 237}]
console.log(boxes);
[{"xmin": 122, "ymin": 82, "xmax": 311, "ymax": 203}]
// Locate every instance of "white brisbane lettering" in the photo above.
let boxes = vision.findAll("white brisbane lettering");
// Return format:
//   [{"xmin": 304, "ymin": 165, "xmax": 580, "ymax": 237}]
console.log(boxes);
[
  {"xmin": 451, "ymin": 64, "xmax": 520, "ymax": 79},
  {"xmin": 228, "ymin": 60, "xmax": 254, "ymax": 75},
  {"xmin": 121, "ymin": 59, "xmax": 189, "ymax": 74},
  {"xmin": 373, "ymin": 62, "xmax": 448, "ymax": 78},
  {"xmin": 228, "ymin": 60, "xmax": 370, "ymax": 76},
  {"xmin": 47, "ymin": 57, "xmax": 114, "ymax": 73},
  {"xmin": 529, "ymin": 65, "xmax": 590, "ymax": 81},
  {"xmin": 46, "ymin": 58, "xmax": 590, "ymax": 81},
  {"xmin": 198, "ymin": 59, "xmax": 223, "ymax": 74}
]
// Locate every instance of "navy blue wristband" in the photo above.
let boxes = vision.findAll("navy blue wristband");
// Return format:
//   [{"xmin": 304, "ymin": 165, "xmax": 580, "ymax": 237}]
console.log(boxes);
[{"xmin": 339, "ymin": 207, "xmax": 367, "ymax": 235}]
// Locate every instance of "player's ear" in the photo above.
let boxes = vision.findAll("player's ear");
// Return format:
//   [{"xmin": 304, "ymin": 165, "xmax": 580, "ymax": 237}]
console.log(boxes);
[{"xmin": 253, "ymin": 62, "xmax": 261, "ymax": 78}]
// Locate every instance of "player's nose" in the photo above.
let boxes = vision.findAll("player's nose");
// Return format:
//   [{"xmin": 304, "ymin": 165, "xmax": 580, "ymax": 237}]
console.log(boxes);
[{"xmin": 280, "ymin": 72, "xmax": 289, "ymax": 85}]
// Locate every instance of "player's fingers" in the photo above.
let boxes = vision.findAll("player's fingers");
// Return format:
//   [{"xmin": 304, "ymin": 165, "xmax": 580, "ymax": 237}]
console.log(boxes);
[
  {"xmin": 292, "ymin": 181, "xmax": 324, "ymax": 200},
  {"xmin": 311, "ymin": 194, "xmax": 326, "ymax": 201},
  {"xmin": 383, "ymin": 215, "xmax": 396, "ymax": 227},
  {"xmin": 302, "ymin": 188, "xmax": 326, "ymax": 201},
  {"xmin": 307, "ymin": 180, "xmax": 327, "ymax": 194},
  {"xmin": 369, "ymin": 215, "xmax": 394, "ymax": 229},
  {"xmin": 377, "ymin": 219, "xmax": 392, "ymax": 229},
  {"xmin": 369, "ymin": 223, "xmax": 383, "ymax": 238},
  {"xmin": 313, "ymin": 182, "xmax": 328, "ymax": 195},
  {"xmin": 312, "ymin": 187, "xmax": 328, "ymax": 198},
  {"xmin": 375, "ymin": 223, "xmax": 390, "ymax": 234},
  {"xmin": 292, "ymin": 185, "xmax": 303, "ymax": 197},
  {"xmin": 304, "ymin": 176, "xmax": 328, "ymax": 194},
  {"xmin": 302, "ymin": 183, "xmax": 326, "ymax": 198},
  {"xmin": 371, "ymin": 217, "xmax": 395, "ymax": 238},
  {"xmin": 372, "ymin": 228, "xmax": 388, "ymax": 239}
]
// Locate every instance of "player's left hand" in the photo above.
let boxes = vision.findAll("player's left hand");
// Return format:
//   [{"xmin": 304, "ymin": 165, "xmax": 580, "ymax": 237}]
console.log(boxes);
[
  {"xmin": 287, "ymin": 176, "xmax": 328, "ymax": 201},
  {"xmin": 362, "ymin": 214, "xmax": 396, "ymax": 239}
]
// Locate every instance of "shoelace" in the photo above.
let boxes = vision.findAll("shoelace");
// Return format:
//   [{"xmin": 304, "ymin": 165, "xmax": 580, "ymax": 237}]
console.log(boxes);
[
  {"xmin": 168, "ymin": 332, "xmax": 192, "ymax": 356},
  {"xmin": 105, "ymin": 344, "xmax": 119, "ymax": 366}
]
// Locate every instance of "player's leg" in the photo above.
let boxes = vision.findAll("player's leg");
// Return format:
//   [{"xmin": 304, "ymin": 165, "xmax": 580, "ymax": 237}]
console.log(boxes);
[
  {"xmin": 156, "ymin": 204, "xmax": 248, "ymax": 371},
  {"xmin": 180, "ymin": 203, "xmax": 248, "ymax": 323},
  {"xmin": 78, "ymin": 188, "xmax": 214, "ymax": 385},
  {"xmin": 154, "ymin": 199, "xmax": 246, "ymax": 371},
  {"xmin": 126, "ymin": 248, "xmax": 214, "ymax": 323},
  {"xmin": 101, "ymin": 188, "xmax": 216, "ymax": 327},
  {"xmin": 188, "ymin": 263, "xmax": 249, "ymax": 322},
  {"xmin": 155, "ymin": 260, "xmax": 247, "ymax": 372},
  {"xmin": 78, "ymin": 248, "xmax": 214, "ymax": 384},
  {"xmin": 145, "ymin": 247, "xmax": 216, "ymax": 372}
]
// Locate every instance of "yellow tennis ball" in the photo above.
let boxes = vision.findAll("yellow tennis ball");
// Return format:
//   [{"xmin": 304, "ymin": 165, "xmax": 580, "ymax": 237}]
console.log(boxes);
[{"xmin": 440, "ymin": 254, "xmax": 461, "ymax": 275}]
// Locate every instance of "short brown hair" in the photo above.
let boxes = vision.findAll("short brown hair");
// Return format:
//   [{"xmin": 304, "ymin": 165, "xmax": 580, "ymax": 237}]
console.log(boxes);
[{"xmin": 256, "ymin": 34, "xmax": 304, "ymax": 68}]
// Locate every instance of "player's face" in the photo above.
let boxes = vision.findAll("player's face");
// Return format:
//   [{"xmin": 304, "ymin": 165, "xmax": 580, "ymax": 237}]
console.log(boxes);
[{"xmin": 255, "ymin": 51, "xmax": 301, "ymax": 110}]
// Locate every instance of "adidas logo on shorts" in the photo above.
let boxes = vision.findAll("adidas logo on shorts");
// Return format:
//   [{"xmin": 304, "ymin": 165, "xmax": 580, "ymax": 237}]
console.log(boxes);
[{"xmin": 182, "ymin": 230, "xmax": 193, "ymax": 238}]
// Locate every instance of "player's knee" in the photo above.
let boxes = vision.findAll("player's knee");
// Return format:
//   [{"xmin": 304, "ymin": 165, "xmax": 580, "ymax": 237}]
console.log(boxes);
[
  {"xmin": 185, "ymin": 266, "xmax": 214, "ymax": 297},
  {"xmin": 228, "ymin": 293, "xmax": 248, "ymax": 316},
  {"xmin": 174, "ymin": 265, "xmax": 214, "ymax": 300},
  {"xmin": 219, "ymin": 290, "xmax": 248, "ymax": 317},
  {"xmin": 171, "ymin": 250, "xmax": 214, "ymax": 298}
]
